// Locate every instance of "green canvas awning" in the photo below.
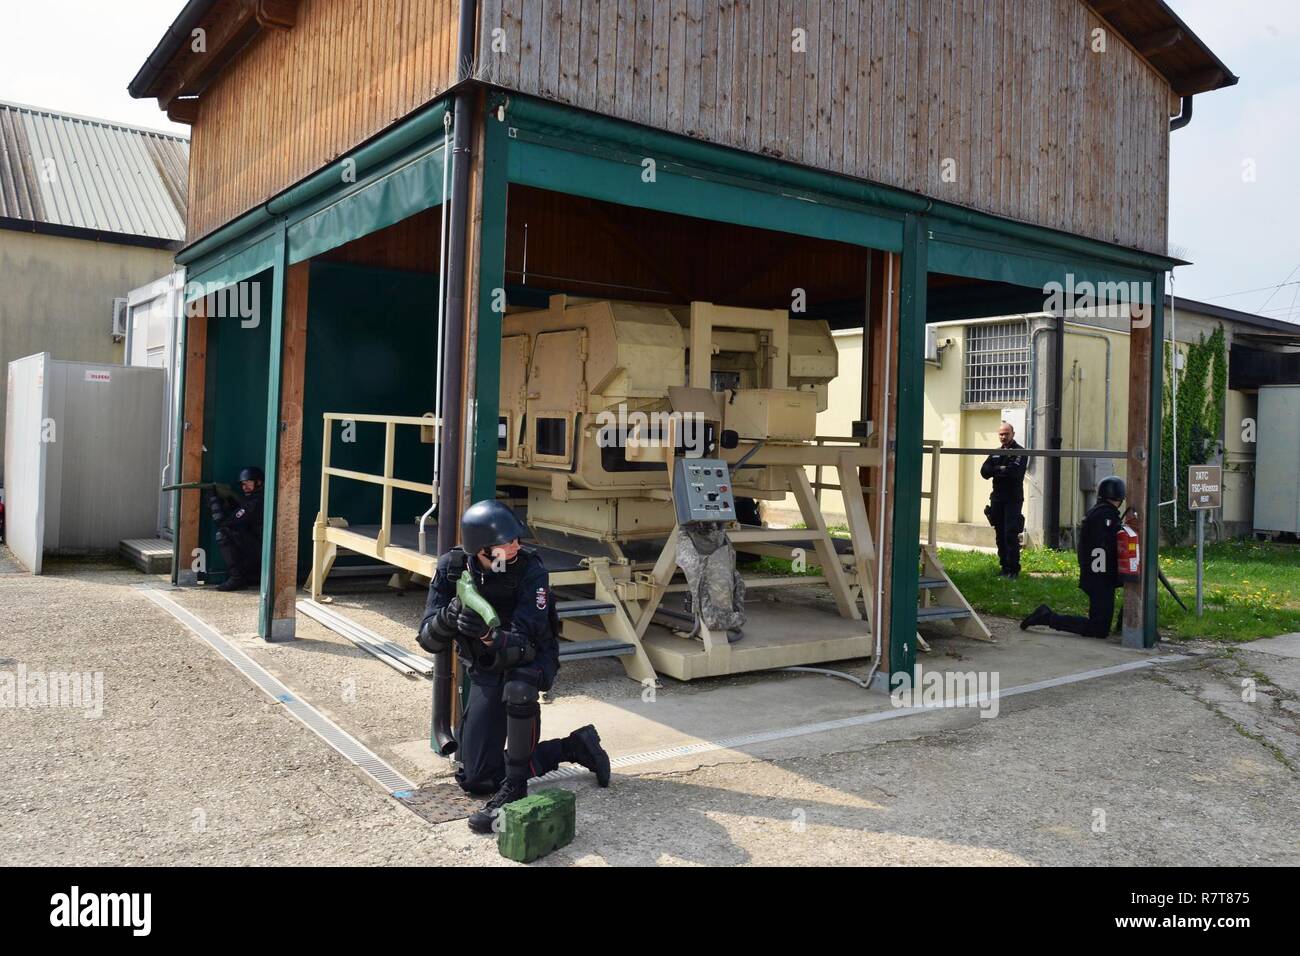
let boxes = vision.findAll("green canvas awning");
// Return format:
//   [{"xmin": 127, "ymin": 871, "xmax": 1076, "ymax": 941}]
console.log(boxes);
[
  {"xmin": 183, "ymin": 229, "xmax": 279, "ymax": 302},
  {"xmin": 288, "ymin": 143, "xmax": 447, "ymax": 264}
]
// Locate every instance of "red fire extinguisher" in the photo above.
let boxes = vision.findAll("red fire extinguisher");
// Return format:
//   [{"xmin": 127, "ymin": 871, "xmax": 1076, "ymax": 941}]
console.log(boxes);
[{"xmin": 1117, "ymin": 513, "xmax": 1140, "ymax": 582}]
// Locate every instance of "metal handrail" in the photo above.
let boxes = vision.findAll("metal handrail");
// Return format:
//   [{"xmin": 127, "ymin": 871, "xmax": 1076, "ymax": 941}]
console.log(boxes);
[
  {"xmin": 807, "ymin": 437, "xmax": 941, "ymax": 549},
  {"xmin": 811, "ymin": 434, "xmax": 879, "ymax": 503},
  {"xmin": 318, "ymin": 412, "xmax": 436, "ymax": 554}
]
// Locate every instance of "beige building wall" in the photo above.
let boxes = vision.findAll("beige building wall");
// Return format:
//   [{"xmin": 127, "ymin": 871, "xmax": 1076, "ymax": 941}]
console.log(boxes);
[
  {"xmin": 1223, "ymin": 388, "xmax": 1257, "ymax": 528},
  {"xmin": 812, "ymin": 309, "xmax": 1261, "ymax": 544},
  {"xmin": 803, "ymin": 329, "xmax": 864, "ymax": 526},
  {"xmin": 1055, "ymin": 323, "xmax": 1130, "ymax": 531},
  {"xmin": 0, "ymin": 229, "xmax": 175, "ymax": 485}
]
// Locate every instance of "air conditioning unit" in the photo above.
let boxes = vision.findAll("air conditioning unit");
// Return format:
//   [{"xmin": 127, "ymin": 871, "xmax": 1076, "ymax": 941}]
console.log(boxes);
[{"xmin": 111, "ymin": 297, "xmax": 129, "ymax": 341}]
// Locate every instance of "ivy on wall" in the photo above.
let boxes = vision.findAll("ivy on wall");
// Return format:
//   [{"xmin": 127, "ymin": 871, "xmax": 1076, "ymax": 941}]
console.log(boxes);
[{"xmin": 1160, "ymin": 324, "xmax": 1227, "ymax": 545}]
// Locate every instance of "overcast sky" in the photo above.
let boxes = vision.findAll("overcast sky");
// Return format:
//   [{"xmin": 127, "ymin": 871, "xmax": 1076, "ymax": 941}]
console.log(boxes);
[{"xmin": 0, "ymin": 0, "xmax": 1294, "ymax": 322}]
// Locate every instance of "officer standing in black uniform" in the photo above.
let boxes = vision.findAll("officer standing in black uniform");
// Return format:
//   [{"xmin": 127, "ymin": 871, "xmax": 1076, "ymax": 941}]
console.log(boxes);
[
  {"xmin": 1020, "ymin": 476, "xmax": 1129, "ymax": 638},
  {"xmin": 416, "ymin": 499, "xmax": 612, "ymax": 833},
  {"xmin": 980, "ymin": 422, "xmax": 1028, "ymax": 579},
  {"xmin": 210, "ymin": 466, "xmax": 264, "ymax": 592}
]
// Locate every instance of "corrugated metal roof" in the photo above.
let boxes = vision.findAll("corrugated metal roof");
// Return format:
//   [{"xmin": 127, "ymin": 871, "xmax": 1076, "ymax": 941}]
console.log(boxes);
[{"xmin": 0, "ymin": 100, "xmax": 188, "ymax": 243}]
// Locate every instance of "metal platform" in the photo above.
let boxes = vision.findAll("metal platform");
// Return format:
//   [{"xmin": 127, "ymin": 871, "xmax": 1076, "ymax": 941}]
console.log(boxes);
[
  {"xmin": 640, "ymin": 600, "xmax": 873, "ymax": 681},
  {"xmin": 306, "ymin": 418, "xmax": 988, "ymax": 683}
]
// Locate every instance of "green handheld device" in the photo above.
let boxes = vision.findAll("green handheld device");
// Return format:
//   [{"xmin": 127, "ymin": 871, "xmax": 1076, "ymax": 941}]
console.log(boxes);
[{"xmin": 457, "ymin": 573, "xmax": 501, "ymax": 629}]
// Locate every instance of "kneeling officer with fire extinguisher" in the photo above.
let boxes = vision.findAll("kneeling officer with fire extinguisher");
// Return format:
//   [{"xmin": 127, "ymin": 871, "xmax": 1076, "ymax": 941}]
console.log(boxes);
[
  {"xmin": 1020, "ymin": 476, "xmax": 1134, "ymax": 638},
  {"xmin": 416, "ymin": 500, "xmax": 611, "ymax": 833}
]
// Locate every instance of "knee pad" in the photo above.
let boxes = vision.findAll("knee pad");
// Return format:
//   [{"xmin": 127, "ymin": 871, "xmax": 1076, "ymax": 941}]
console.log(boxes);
[{"xmin": 503, "ymin": 679, "xmax": 538, "ymax": 717}]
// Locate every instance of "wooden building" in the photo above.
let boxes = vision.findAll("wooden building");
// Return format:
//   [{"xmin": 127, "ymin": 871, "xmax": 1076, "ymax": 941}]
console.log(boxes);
[{"xmin": 130, "ymin": 0, "xmax": 1236, "ymax": 694}]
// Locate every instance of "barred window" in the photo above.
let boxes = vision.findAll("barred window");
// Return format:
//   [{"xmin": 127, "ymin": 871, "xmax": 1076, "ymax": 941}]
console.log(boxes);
[{"xmin": 963, "ymin": 322, "xmax": 1029, "ymax": 406}]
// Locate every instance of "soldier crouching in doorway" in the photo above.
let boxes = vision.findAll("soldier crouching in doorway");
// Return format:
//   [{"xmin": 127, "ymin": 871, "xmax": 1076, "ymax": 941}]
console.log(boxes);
[{"xmin": 210, "ymin": 466, "xmax": 264, "ymax": 592}]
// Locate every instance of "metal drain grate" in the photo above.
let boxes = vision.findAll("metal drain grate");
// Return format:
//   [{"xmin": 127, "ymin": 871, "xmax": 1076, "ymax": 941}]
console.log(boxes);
[{"xmin": 137, "ymin": 585, "xmax": 416, "ymax": 795}]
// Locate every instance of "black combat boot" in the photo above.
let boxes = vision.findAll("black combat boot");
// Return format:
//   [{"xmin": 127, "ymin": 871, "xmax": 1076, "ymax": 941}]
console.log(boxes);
[
  {"xmin": 467, "ymin": 776, "xmax": 528, "ymax": 834},
  {"xmin": 1020, "ymin": 604, "xmax": 1051, "ymax": 630},
  {"xmin": 563, "ymin": 724, "xmax": 611, "ymax": 787},
  {"xmin": 216, "ymin": 576, "xmax": 249, "ymax": 592}
]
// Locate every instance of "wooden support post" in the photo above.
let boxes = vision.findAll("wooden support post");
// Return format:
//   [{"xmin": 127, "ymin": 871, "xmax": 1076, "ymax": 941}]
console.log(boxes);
[
  {"xmin": 378, "ymin": 420, "xmax": 396, "ymax": 549},
  {"xmin": 311, "ymin": 418, "xmax": 333, "ymax": 600},
  {"xmin": 1123, "ymin": 278, "xmax": 1165, "ymax": 648},
  {"xmin": 838, "ymin": 447, "xmax": 879, "ymax": 623},
  {"xmin": 635, "ymin": 528, "xmax": 680, "ymax": 639},
  {"xmin": 175, "ymin": 302, "xmax": 208, "ymax": 586},
  {"xmin": 1144, "ymin": 275, "xmax": 1166, "ymax": 643},
  {"xmin": 270, "ymin": 260, "xmax": 310, "ymax": 634},
  {"xmin": 789, "ymin": 466, "xmax": 859, "ymax": 619},
  {"xmin": 589, "ymin": 561, "xmax": 659, "ymax": 685},
  {"xmin": 466, "ymin": 90, "xmax": 510, "ymax": 503}
]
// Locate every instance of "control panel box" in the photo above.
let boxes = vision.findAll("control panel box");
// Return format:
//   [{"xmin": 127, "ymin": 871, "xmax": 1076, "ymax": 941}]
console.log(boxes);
[{"xmin": 672, "ymin": 458, "xmax": 737, "ymax": 524}]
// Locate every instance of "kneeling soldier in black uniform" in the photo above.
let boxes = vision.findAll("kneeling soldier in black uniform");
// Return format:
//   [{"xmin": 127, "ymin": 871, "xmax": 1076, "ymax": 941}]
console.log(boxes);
[
  {"xmin": 1020, "ymin": 476, "xmax": 1129, "ymax": 638},
  {"xmin": 417, "ymin": 499, "xmax": 611, "ymax": 833}
]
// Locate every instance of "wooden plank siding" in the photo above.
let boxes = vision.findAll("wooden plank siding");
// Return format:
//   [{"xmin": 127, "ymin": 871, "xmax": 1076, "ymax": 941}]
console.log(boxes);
[
  {"xmin": 187, "ymin": 0, "xmax": 460, "ymax": 240},
  {"xmin": 185, "ymin": 0, "xmax": 1174, "ymax": 254},
  {"xmin": 476, "ymin": 0, "xmax": 1174, "ymax": 253}
]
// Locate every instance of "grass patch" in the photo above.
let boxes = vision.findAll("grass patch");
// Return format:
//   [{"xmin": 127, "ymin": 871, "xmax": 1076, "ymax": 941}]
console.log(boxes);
[{"xmin": 937, "ymin": 541, "xmax": 1300, "ymax": 642}]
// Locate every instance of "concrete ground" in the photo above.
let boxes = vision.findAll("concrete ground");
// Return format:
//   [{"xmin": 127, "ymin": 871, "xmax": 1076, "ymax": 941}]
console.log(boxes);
[{"xmin": 2, "ymin": 546, "xmax": 1297, "ymax": 866}]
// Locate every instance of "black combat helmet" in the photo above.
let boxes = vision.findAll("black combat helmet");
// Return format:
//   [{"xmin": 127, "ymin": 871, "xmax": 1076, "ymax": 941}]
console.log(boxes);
[
  {"xmin": 239, "ymin": 466, "xmax": 265, "ymax": 484},
  {"xmin": 1098, "ymin": 476, "xmax": 1126, "ymax": 503},
  {"xmin": 461, "ymin": 499, "xmax": 527, "ymax": 555}
]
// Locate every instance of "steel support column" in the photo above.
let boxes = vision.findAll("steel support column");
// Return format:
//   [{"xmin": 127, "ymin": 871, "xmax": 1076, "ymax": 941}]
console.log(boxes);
[
  {"xmin": 257, "ymin": 221, "xmax": 289, "ymax": 641},
  {"xmin": 886, "ymin": 214, "xmax": 929, "ymax": 687}
]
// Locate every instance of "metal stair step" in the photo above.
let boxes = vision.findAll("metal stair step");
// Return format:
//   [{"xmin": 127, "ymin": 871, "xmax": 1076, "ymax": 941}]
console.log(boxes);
[
  {"xmin": 916, "ymin": 605, "xmax": 971, "ymax": 622},
  {"xmin": 558, "ymin": 639, "xmax": 636, "ymax": 660},
  {"xmin": 556, "ymin": 599, "xmax": 617, "ymax": 619},
  {"xmin": 918, "ymin": 577, "xmax": 947, "ymax": 590}
]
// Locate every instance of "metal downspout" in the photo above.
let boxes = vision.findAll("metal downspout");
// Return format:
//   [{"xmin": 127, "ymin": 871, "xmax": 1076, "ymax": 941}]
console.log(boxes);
[
  {"xmin": 865, "ymin": 255, "xmax": 895, "ymax": 692},
  {"xmin": 431, "ymin": 0, "xmax": 480, "ymax": 757},
  {"xmin": 418, "ymin": 111, "xmax": 454, "ymax": 559}
]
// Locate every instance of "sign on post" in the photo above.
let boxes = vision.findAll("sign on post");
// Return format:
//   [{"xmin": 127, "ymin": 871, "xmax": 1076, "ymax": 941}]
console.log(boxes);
[
  {"xmin": 1188, "ymin": 465, "xmax": 1222, "ymax": 510},
  {"xmin": 1188, "ymin": 464, "xmax": 1221, "ymax": 618}
]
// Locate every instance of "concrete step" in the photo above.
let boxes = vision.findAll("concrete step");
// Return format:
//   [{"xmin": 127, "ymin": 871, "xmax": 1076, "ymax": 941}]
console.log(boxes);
[{"xmin": 120, "ymin": 538, "xmax": 172, "ymax": 574}]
